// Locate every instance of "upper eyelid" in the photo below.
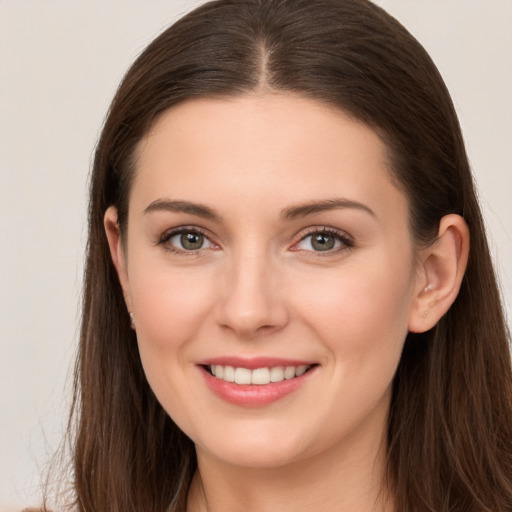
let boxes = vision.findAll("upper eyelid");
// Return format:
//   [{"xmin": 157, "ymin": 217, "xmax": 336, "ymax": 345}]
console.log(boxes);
[
  {"xmin": 156, "ymin": 225, "xmax": 214, "ymax": 245},
  {"xmin": 294, "ymin": 226, "xmax": 353, "ymax": 242},
  {"xmin": 155, "ymin": 225, "xmax": 353, "ymax": 248},
  {"xmin": 290, "ymin": 226, "xmax": 354, "ymax": 252}
]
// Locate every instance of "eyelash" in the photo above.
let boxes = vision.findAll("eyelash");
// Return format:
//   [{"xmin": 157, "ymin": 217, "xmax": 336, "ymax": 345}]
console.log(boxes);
[
  {"xmin": 155, "ymin": 226, "xmax": 354, "ymax": 255},
  {"xmin": 156, "ymin": 226, "xmax": 216, "ymax": 255},
  {"xmin": 292, "ymin": 227, "xmax": 354, "ymax": 255}
]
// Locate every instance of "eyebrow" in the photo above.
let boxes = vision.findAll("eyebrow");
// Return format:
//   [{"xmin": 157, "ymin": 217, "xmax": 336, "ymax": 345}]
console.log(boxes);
[
  {"xmin": 143, "ymin": 199, "xmax": 222, "ymax": 222},
  {"xmin": 280, "ymin": 198, "xmax": 376, "ymax": 220},
  {"xmin": 143, "ymin": 197, "xmax": 375, "ymax": 222}
]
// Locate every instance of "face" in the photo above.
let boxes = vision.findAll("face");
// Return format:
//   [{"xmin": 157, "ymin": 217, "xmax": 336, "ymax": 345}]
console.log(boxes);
[{"xmin": 108, "ymin": 94, "xmax": 426, "ymax": 469}]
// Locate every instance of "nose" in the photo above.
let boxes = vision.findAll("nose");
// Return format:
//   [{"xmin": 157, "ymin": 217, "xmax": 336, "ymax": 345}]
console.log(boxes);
[{"xmin": 215, "ymin": 252, "xmax": 289, "ymax": 340}]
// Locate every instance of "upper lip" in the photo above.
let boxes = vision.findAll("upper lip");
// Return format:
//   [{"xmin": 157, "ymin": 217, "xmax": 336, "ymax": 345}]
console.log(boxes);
[{"xmin": 198, "ymin": 356, "xmax": 316, "ymax": 369}]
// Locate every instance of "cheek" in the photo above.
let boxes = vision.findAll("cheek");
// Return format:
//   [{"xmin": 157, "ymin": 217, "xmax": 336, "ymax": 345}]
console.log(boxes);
[
  {"xmin": 290, "ymin": 261, "xmax": 413, "ymax": 433},
  {"xmin": 127, "ymin": 262, "xmax": 218, "ymax": 425},
  {"xmin": 293, "ymin": 256, "xmax": 414, "ymax": 367},
  {"xmin": 300, "ymin": 257, "xmax": 412, "ymax": 321},
  {"xmin": 128, "ymin": 259, "xmax": 217, "ymax": 356}
]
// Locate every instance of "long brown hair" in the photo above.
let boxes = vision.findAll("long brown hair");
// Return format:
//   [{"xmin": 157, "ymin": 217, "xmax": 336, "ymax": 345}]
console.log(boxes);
[{"xmin": 50, "ymin": 0, "xmax": 512, "ymax": 510}]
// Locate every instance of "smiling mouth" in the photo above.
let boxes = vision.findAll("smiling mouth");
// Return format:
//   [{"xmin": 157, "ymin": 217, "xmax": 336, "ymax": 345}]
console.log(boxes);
[{"xmin": 206, "ymin": 364, "xmax": 314, "ymax": 385}]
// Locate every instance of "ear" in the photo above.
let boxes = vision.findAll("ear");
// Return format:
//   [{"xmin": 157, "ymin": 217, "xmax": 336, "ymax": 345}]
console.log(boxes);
[
  {"xmin": 408, "ymin": 214, "xmax": 470, "ymax": 333},
  {"xmin": 104, "ymin": 206, "xmax": 133, "ymax": 313}
]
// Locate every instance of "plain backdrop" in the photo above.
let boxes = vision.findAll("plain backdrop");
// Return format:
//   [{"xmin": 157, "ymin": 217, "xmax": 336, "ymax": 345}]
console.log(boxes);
[{"xmin": 1, "ymin": 0, "xmax": 511, "ymax": 509}]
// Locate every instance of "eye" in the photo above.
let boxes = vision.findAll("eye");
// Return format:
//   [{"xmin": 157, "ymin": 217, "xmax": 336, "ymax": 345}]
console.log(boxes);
[
  {"xmin": 293, "ymin": 229, "xmax": 353, "ymax": 253},
  {"xmin": 171, "ymin": 231, "xmax": 207, "ymax": 251},
  {"xmin": 158, "ymin": 227, "xmax": 216, "ymax": 253}
]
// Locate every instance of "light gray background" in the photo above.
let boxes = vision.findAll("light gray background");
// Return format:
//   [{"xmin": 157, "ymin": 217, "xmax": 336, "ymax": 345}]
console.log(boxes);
[{"xmin": 1, "ymin": 1, "xmax": 511, "ymax": 509}]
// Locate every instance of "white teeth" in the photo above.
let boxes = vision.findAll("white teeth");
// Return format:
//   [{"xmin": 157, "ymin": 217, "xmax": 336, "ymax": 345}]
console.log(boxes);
[
  {"xmin": 251, "ymin": 367, "xmax": 270, "ymax": 385},
  {"xmin": 234, "ymin": 367, "xmax": 252, "ymax": 385},
  {"xmin": 295, "ymin": 365, "xmax": 308, "ymax": 377},
  {"xmin": 209, "ymin": 364, "xmax": 311, "ymax": 385},
  {"xmin": 284, "ymin": 366, "xmax": 296, "ymax": 379},
  {"xmin": 223, "ymin": 365, "xmax": 235, "ymax": 382},
  {"xmin": 214, "ymin": 365, "xmax": 224, "ymax": 379},
  {"xmin": 269, "ymin": 366, "xmax": 285, "ymax": 382}
]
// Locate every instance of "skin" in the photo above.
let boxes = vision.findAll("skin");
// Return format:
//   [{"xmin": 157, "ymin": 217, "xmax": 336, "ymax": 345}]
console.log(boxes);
[{"xmin": 105, "ymin": 94, "xmax": 469, "ymax": 512}]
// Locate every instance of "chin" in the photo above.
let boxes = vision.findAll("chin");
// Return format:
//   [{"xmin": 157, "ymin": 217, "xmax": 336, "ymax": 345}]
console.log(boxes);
[
  {"xmin": 189, "ymin": 423, "xmax": 305, "ymax": 469},
  {"xmin": 202, "ymin": 442, "xmax": 308, "ymax": 470}
]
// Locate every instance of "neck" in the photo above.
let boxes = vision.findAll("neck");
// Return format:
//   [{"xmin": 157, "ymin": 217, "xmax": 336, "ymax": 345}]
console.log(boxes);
[{"xmin": 187, "ymin": 425, "xmax": 393, "ymax": 512}]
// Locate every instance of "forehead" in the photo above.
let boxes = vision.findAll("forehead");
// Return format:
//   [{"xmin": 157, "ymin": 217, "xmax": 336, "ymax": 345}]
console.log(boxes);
[
  {"xmin": 132, "ymin": 94, "xmax": 407, "ymax": 224},
  {"xmin": 138, "ymin": 93, "xmax": 391, "ymax": 169}
]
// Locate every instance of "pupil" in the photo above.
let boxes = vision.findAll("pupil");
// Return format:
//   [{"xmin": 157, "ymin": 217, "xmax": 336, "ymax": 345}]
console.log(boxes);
[
  {"xmin": 312, "ymin": 233, "xmax": 335, "ymax": 251},
  {"xmin": 181, "ymin": 232, "xmax": 203, "ymax": 250}
]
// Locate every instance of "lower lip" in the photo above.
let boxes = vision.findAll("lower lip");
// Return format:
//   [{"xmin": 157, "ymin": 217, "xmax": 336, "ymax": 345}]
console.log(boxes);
[{"xmin": 200, "ymin": 367, "xmax": 315, "ymax": 407}]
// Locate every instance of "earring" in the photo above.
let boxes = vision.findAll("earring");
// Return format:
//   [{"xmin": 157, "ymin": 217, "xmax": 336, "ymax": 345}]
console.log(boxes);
[
  {"xmin": 129, "ymin": 312, "xmax": 135, "ymax": 329},
  {"xmin": 424, "ymin": 284, "xmax": 433, "ymax": 293}
]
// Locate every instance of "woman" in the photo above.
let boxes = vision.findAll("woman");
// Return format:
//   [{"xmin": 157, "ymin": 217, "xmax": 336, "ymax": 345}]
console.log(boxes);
[{"xmin": 41, "ymin": 0, "xmax": 512, "ymax": 510}]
